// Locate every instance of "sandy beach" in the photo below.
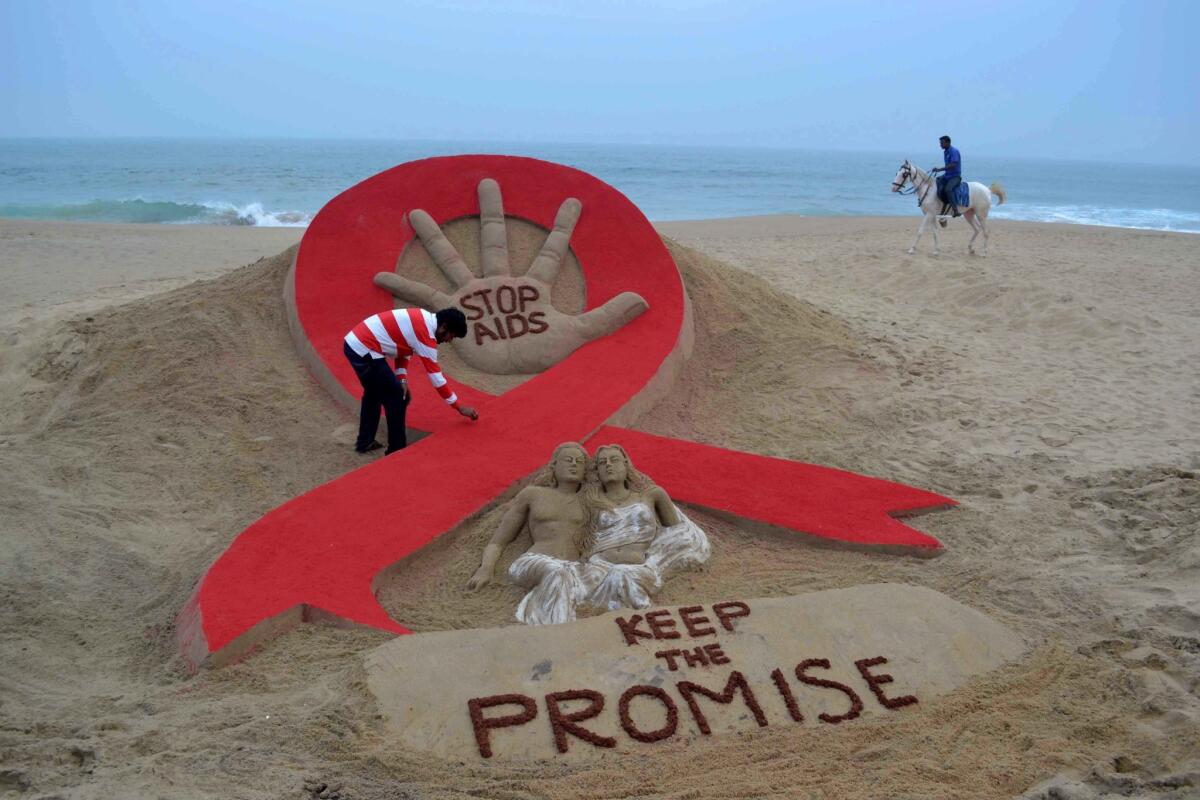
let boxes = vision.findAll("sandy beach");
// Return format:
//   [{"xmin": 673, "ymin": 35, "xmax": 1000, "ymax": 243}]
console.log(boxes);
[
  {"xmin": 0, "ymin": 220, "xmax": 304, "ymax": 325},
  {"xmin": 1, "ymin": 215, "xmax": 1197, "ymax": 799}
]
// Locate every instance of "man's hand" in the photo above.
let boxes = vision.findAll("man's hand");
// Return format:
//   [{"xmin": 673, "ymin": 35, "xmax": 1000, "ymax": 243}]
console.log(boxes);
[
  {"xmin": 459, "ymin": 406, "xmax": 479, "ymax": 421},
  {"xmin": 931, "ymin": 166, "xmax": 943, "ymax": 173},
  {"xmin": 399, "ymin": 380, "xmax": 411, "ymax": 403},
  {"xmin": 374, "ymin": 179, "xmax": 649, "ymax": 375}
]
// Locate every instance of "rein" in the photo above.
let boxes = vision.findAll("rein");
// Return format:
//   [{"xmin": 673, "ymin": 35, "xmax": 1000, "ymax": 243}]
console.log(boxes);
[
  {"xmin": 916, "ymin": 169, "xmax": 936, "ymax": 208},
  {"xmin": 895, "ymin": 164, "xmax": 937, "ymax": 208}
]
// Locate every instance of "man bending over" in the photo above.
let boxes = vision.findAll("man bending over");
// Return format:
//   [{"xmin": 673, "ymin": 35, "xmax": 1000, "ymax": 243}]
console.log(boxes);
[{"xmin": 343, "ymin": 306, "xmax": 478, "ymax": 454}]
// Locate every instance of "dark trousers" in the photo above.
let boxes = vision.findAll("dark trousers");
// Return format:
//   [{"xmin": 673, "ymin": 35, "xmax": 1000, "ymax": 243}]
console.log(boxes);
[
  {"xmin": 343, "ymin": 342, "xmax": 409, "ymax": 454},
  {"xmin": 937, "ymin": 175, "xmax": 962, "ymax": 215}
]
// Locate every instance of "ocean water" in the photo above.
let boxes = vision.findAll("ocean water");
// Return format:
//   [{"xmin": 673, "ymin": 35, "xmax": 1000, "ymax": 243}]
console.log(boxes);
[{"xmin": 1, "ymin": 138, "xmax": 1198, "ymax": 233}]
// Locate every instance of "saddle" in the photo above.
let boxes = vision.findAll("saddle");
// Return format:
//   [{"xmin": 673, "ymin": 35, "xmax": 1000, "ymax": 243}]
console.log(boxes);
[{"xmin": 937, "ymin": 179, "xmax": 969, "ymax": 216}]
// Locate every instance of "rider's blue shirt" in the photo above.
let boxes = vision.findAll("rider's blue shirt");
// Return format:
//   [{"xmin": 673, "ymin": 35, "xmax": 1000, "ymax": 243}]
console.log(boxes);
[{"xmin": 943, "ymin": 146, "xmax": 962, "ymax": 179}]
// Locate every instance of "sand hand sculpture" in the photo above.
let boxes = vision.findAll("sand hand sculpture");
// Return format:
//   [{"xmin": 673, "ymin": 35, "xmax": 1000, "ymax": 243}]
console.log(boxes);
[
  {"xmin": 467, "ymin": 442, "xmax": 591, "ymax": 625},
  {"xmin": 581, "ymin": 444, "xmax": 710, "ymax": 612},
  {"xmin": 375, "ymin": 179, "xmax": 649, "ymax": 375}
]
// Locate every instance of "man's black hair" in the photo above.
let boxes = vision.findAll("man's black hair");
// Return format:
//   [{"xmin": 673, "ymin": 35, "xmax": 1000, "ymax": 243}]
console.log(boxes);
[
  {"xmin": 436, "ymin": 307, "xmax": 468, "ymax": 338},
  {"xmin": 940, "ymin": 135, "xmax": 952, "ymax": 143}
]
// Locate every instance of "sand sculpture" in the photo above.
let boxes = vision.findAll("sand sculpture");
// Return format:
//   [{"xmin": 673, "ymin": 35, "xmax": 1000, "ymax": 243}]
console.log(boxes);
[
  {"xmin": 466, "ymin": 442, "xmax": 592, "ymax": 625},
  {"xmin": 468, "ymin": 442, "xmax": 711, "ymax": 625},
  {"xmin": 375, "ymin": 178, "xmax": 649, "ymax": 375},
  {"xmin": 179, "ymin": 155, "xmax": 954, "ymax": 669}
]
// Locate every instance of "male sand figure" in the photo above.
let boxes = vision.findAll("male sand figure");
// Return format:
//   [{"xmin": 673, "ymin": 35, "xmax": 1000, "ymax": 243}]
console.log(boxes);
[
  {"xmin": 342, "ymin": 306, "xmax": 478, "ymax": 454},
  {"xmin": 465, "ymin": 442, "xmax": 591, "ymax": 625}
]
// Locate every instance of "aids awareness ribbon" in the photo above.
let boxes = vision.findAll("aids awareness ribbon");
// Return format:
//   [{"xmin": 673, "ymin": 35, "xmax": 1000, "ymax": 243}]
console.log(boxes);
[{"xmin": 177, "ymin": 156, "xmax": 954, "ymax": 668}]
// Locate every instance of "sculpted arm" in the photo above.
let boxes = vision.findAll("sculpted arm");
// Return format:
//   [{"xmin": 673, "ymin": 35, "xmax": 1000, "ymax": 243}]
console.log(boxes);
[
  {"xmin": 649, "ymin": 486, "xmax": 681, "ymax": 528},
  {"xmin": 466, "ymin": 490, "xmax": 533, "ymax": 591}
]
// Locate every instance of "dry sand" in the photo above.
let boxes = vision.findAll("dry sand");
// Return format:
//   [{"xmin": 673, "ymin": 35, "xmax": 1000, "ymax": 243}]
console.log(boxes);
[
  {"xmin": 1, "ymin": 215, "xmax": 1197, "ymax": 799},
  {"xmin": 0, "ymin": 219, "xmax": 303, "ymax": 326}
]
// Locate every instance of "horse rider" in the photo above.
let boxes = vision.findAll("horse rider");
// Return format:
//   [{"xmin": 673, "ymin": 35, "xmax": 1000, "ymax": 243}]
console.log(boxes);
[{"xmin": 930, "ymin": 134, "xmax": 962, "ymax": 224}]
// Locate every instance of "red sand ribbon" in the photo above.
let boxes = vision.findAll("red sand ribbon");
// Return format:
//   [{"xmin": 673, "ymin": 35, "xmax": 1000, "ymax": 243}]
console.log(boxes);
[{"xmin": 177, "ymin": 156, "xmax": 954, "ymax": 668}]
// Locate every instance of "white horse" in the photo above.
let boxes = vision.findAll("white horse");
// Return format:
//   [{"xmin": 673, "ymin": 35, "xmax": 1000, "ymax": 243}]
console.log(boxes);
[{"xmin": 891, "ymin": 160, "xmax": 1006, "ymax": 256}]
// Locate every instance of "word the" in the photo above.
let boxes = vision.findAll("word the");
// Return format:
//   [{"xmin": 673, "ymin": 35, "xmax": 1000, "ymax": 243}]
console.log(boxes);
[{"xmin": 655, "ymin": 643, "xmax": 730, "ymax": 671}]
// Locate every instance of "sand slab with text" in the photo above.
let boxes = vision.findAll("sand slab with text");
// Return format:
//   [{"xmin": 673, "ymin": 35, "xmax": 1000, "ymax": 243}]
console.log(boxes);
[{"xmin": 365, "ymin": 583, "xmax": 1025, "ymax": 761}]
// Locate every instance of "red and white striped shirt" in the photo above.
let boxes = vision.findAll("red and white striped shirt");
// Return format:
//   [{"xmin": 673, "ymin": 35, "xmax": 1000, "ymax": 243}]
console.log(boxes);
[{"xmin": 344, "ymin": 308, "xmax": 460, "ymax": 408}]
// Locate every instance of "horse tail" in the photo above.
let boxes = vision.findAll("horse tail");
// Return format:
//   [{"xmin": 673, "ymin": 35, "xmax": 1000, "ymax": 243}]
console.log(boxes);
[{"xmin": 989, "ymin": 181, "xmax": 1007, "ymax": 205}]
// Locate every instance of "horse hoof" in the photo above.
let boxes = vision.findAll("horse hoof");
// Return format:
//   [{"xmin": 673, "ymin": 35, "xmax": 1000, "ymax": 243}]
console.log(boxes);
[{"xmin": 906, "ymin": 249, "xmax": 915, "ymax": 256}]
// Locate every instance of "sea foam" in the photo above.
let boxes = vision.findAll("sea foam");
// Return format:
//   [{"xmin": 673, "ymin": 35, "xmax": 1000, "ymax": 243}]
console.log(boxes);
[
  {"xmin": 0, "ymin": 198, "xmax": 312, "ymax": 227},
  {"xmin": 993, "ymin": 203, "xmax": 1200, "ymax": 234}
]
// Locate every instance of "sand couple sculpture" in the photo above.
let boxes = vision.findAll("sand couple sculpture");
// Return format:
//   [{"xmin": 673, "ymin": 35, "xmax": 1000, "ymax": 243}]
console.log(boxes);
[{"xmin": 467, "ymin": 442, "xmax": 711, "ymax": 625}]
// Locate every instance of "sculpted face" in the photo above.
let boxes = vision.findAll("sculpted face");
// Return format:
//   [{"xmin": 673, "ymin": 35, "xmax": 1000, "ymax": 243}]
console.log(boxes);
[
  {"xmin": 553, "ymin": 445, "xmax": 587, "ymax": 485},
  {"xmin": 595, "ymin": 447, "xmax": 628, "ymax": 486}
]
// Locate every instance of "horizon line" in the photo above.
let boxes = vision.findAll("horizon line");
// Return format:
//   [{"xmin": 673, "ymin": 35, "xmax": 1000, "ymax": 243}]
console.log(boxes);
[{"xmin": 0, "ymin": 136, "xmax": 1192, "ymax": 170}]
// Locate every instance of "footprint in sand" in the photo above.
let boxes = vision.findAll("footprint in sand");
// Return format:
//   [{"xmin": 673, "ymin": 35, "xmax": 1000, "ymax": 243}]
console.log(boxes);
[
  {"xmin": 331, "ymin": 422, "xmax": 358, "ymax": 442},
  {"xmin": 1038, "ymin": 423, "xmax": 1075, "ymax": 448}
]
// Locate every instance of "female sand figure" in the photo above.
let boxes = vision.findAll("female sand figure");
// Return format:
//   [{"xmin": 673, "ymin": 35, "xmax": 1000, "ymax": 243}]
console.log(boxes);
[
  {"xmin": 465, "ymin": 442, "xmax": 592, "ymax": 625},
  {"xmin": 580, "ymin": 444, "xmax": 711, "ymax": 611}
]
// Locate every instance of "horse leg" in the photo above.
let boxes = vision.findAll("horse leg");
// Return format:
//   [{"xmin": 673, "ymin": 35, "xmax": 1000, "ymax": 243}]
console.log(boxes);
[
  {"xmin": 929, "ymin": 211, "xmax": 941, "ymax": 256},
  {"xmin": 974, "ymin": 188, "xmax": 992, "ymax": 256},
  {"xmin": 908, "ymin": 214, "xmax": 929, "ymax": 255},
  {"xmin": 978, "ymin": 211, "xmax": 990, "ymax": 256},
  {"xmin": 965, "ymin": 209, "xmax": 980, "ymax": 254}
]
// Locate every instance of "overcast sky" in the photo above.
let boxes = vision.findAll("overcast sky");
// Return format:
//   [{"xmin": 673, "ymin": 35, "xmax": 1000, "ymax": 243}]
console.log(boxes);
[{"xmin": 2, "ymin": 0, "xmax": 1196, "ymax": 164}]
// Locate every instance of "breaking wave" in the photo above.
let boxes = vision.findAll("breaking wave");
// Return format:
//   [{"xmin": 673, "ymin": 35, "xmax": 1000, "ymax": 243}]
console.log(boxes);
[
  {"xmin": 0, "ymin": 198, "xmax": 312, "ymax": 227},
  {"xmin": 991, "ymin": 203, "xmax": 1200, "ymax": 234}
]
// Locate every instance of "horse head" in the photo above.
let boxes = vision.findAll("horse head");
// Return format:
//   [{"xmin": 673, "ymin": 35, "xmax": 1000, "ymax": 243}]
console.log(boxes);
[{"xmin": 891, "ymin": 160, "xmax": 913, "ymax": 193}]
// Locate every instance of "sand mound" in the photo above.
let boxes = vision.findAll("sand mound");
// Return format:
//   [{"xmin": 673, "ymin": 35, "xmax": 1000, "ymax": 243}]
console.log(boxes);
[{"xmin": 2, "ymin": 218, "xmax": 1197, "ymax": 798}]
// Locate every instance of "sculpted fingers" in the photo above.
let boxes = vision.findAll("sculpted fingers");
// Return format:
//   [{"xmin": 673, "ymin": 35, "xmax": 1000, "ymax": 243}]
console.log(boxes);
[
  {"xmin": 571, "ymin": 291, "xmax": 649, "ymax": 344},
  {"xmin": 409, "ymin": 209, "xmax": 475, "ymax": 288},
  {"xmin": 477, "ymin": 179, "xmax": 510, "ymax": 278},
  {"xmin": 526, "ymin": 197, "xmax": 581, "ymax": 285},
  {"xmin": 373, "ymin": 272, "xmax": 452, "ymax": 311}
]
